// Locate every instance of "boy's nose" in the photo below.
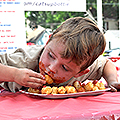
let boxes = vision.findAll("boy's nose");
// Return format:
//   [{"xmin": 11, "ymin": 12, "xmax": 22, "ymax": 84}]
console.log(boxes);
[{"xmin": 48, "ymin": 64, "xmax": 58, "ymax": 74}]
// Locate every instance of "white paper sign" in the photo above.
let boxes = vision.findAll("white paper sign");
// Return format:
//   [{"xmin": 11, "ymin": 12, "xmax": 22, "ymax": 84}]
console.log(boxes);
[
  {"xmin": 0, "ymin": 0, "xmax": 86, "ymax": 54},
  {"xmin": 24, "ymin": 0, "xmax": 86, "ymax": 12},
  {"xmin": 0, "ymin": 0, "xmax": 26, "ymax": 54}
]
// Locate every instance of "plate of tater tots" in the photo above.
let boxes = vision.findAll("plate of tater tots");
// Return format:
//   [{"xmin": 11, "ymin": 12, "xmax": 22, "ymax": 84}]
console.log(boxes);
[{"xmin": 19, "ymin": 75, "xmax": 111, "ymax": 99}]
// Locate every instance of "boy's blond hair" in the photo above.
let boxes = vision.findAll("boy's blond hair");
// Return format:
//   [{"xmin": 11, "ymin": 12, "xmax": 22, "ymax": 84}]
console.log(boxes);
[{"xmin": 49, "ymin": 17, "xmax": 106, "ymax": 71}]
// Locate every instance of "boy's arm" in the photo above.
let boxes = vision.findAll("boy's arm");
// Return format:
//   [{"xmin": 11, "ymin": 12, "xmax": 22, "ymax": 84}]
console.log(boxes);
[
  {"xmin": 0, "ymin": 63, "xmax": 46, "ymax": 89},
  {"xmin": 103, "ymin": 59, "xmax": 120, "ymax": 91}
]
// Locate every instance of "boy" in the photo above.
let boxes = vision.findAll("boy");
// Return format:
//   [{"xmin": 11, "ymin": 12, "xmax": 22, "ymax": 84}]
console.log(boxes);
[{"xmin": 0, "ymin": 17, "xmax": 119, "ymax": 92}]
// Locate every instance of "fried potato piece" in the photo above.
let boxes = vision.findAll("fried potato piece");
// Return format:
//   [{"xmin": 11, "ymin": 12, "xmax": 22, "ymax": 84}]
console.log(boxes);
[
  {"xmin": 41, "ymin": 86, "xmax": 52, "ymax": 94},
  {"xmin": 45, "ymin": 75, "xmax": 54, "ymax": 84},
  {"xmin": 92, "ymin": 80, "xmax": 106, "ymax": 90},
  {"xmin": 98, "ymin": 82, "xmax": 105, "ymax": 90},
  {"xmin": 73, "ymin": 80, "xmax": 81, "ymax": 90},
  {"xmin": 58, "ymin": 86, "xmax": 66, "ymax": 94},
  {"xmin": 92, "ymin": 86, "xmax": 99, "ymax": 91},
  {"xmin": 65, "ymin": 86, "xmax": 77, "ymax": 94},
  {"xmin": 51, "ymin": 87, "xmax": 58, "ymax": 94},
  {"xmin": 84, "ymin": 82, "xmax": 94, "ymax": 91},
  {"xmin": 28, "ymin": 87, "xmax": 40, "ymax": 93},
  {"xmin": 77, "ymin": 86, "xmax": 86, "ymax": 92},
  {"xmin": 94, "ymin": 82, "xmax": 100, "ymax": 88}
]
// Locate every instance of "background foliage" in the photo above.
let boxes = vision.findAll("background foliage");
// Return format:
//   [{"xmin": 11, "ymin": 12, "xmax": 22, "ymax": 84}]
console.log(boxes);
[{"xmin": 25, "ymin": 0, "xmax": 119, "ymax": 30}]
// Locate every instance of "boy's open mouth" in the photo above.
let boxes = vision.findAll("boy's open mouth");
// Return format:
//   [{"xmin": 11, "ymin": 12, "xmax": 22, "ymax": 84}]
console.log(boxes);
[
  {"xmin": 40, "ymin": 69, "xmax": 55, "ymax": 84},
  {"xmin": 40, "ymin": 68, "xmax": 67, "ymax": 85}
]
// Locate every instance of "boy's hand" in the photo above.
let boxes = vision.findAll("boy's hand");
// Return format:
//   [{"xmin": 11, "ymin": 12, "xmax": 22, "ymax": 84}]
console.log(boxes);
[
  {"xmin": 14, "ymin": 68, "xmax": 46, "ymax": 88},
  {"xmin": 109, "ymin": 82, "xmax": 120, "ymax": 92}
]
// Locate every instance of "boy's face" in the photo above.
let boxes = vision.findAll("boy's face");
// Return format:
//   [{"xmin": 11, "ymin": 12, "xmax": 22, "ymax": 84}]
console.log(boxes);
[{"xmin": 39, "ymin": 39, "xmax": 84, "ymax": 84}]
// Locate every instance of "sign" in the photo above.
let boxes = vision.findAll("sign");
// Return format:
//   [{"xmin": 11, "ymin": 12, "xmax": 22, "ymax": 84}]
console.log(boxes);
[
  {"xmin": 24, "ymin": 0, "xmax": 86, "ymax": 12},
  {"xmin": 0, "ymin": 0, "xmax": 26, "ymax": 54},
  {"xmin": 0, "ymin": 0, "xmax": 86, "ymax": 54}
]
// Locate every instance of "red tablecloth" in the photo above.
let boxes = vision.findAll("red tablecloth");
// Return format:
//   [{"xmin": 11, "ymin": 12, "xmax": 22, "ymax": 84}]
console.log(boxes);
[{"xmin": 0, "ymin": 89, "xmax": 120, "ymax": 120}]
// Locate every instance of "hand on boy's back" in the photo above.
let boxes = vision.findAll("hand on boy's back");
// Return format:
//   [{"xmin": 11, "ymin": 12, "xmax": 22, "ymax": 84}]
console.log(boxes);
[{"xmin": 14, "ymin": 68, "xmax": 46, "ymax": 88}]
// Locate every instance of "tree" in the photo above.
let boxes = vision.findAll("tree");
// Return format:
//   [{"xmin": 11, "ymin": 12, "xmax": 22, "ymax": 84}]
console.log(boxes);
[
  {"xmin": 25, "ymin": 11, "xmax": 85, "ymax": 30},
  {"xmin": 86, "ymin": 0, "xmax": 119, "ymax": 29},
  {"xmin": 25, "ymin": 0, "xmax": 119, "ymax": 30}
]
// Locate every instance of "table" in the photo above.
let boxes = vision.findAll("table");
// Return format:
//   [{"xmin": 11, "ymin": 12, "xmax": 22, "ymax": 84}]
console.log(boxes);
[{"xmin": 0, "ymin": 89, "xmax": 120, "ymax": 120}]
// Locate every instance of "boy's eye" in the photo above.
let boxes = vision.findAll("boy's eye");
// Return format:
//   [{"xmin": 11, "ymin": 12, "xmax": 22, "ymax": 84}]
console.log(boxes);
[
  {"xmin": 62, "ymin": 65, "xmax": 68, "ymax": 71},
  {"xmin": 48, "ymin": 52, "xmax": 55, "ymax": 59},
  {"xmin": 48, "ymin": 51, "xmax": 69, "ymax": 71}
]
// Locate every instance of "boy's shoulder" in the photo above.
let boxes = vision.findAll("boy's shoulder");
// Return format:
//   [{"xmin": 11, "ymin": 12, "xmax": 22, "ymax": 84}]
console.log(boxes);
[
  {"xmin": 89, "ymin": 55, "xmax": 107, "ymax": 70},
  {"xmin": 14, "ymin": 45, "xmax": 44, "ymax": 55}
]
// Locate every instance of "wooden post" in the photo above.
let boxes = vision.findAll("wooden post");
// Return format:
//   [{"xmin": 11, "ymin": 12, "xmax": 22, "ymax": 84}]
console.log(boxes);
[
  {"xmin": 97, "ymin": 0, "xmax": 103, "ymax": 32},
  {"xmin": 119, "ymin": 0, "xmax": 120, "ymax": 40}
]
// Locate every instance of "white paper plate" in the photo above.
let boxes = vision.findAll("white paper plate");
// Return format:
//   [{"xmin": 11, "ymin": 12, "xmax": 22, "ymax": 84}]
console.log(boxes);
[{"xmin": 19, "ymin": 88, "xmax": 111, "ymax": 99}]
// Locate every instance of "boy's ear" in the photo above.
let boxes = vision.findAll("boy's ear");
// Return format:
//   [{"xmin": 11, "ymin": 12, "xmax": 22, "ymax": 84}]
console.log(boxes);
[{"xmin": 74, "ymin": 68, "xmax": 90, "ymax": 78}]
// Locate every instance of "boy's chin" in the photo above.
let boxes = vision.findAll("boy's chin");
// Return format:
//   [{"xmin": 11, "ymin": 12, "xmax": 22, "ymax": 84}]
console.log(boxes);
[
  {"xmin": 54, "ymin": 81, "xmax": 61, "ymax": 84},
  {"xmin": 53, "ymin": 79, "xmax": 67, "ymax": 84}
]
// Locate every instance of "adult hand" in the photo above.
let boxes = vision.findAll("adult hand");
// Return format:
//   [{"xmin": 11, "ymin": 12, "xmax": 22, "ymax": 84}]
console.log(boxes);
[{"xmin": 14, "ymin": 68, "xmax": 46, "ymax": 88}]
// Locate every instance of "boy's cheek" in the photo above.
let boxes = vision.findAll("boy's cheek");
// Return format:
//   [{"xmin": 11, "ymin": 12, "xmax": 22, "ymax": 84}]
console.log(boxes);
[
  {"xmin": 39, "ymin": 61, "xmax": 47, "ymax": 74},
  {"xmin": 74, "ymin": 68, "xmax": 90, "ymax": 78}
]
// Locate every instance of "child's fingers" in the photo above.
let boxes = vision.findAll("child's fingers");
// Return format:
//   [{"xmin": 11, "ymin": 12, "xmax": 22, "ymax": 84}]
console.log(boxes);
[
  {"xmin": 23, "ymin": 77, "xmax": 46, "ymax": 88},
  {"xmin": 28, "ymin": 77, "xmax": 46, "ymax": 84},
  {"xmin": 109, "ymin": 82, "xmax": 120, "ymax": 92},
  {"xmin": 21, "ymin": 70, "xmax": 46, "ymax": 88},
  {"xmin": 113, "ymin": 83, "xmax": 120, "ymax": 89},
  {"xmin": 109, "ymin": 85, "xmax": 117, "ymax": 92},
  {"xmin": 24, "ymin": 82, "xmax": 43, "ymax": 88},
  {"xmin": 29, "ymin": 70, "xmax": 45, "ymax": 80}
]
